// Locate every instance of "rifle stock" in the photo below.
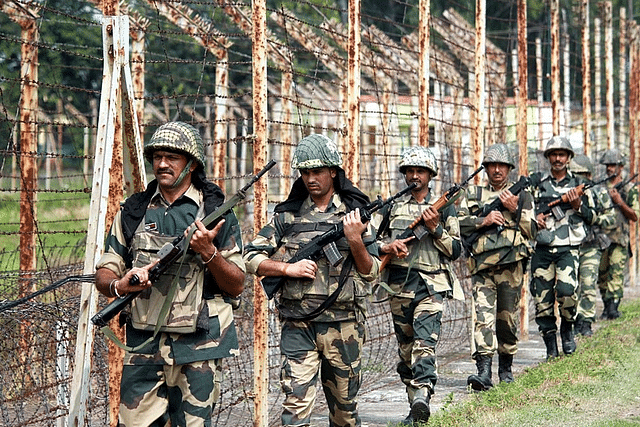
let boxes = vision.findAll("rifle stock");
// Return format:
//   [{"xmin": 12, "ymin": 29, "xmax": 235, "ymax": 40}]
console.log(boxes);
[
  {"xmin": 260, "ymin": 183, "xmax": 416, "ymax": 299},
  {"xmin": 91, "ymin": 160, "xmax": 276, "ymax": 328},
  {"xmin": 379, "ymin": 165, "xmax": 484, "ymax": 270}
]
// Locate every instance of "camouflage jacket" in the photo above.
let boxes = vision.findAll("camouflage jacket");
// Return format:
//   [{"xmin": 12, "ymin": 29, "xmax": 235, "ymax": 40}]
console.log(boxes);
[
  {"xmin": 458, "ymin": 181, "xmax": 536, "ymax": 274},
  {"xmin": 96, "ymin": 183, "xmax": 245, "ymax": 364},
  {"xmin": 243, "ymin": 193, "xmax": 380, "ymax": 322},
  {"xmin": 601, "ymin": 177, "xmax": 640, "ymax": 246},
  {"xmin": 581, "ymin": 184, "xmax": 616, "ymax": 250},
  {"xmin": 531, "ymin": 171, "xmax": 596, "ymax": 247},
  {"xmin": 374, "ymin": 192, "xmax": 464, "ymax": 300}
]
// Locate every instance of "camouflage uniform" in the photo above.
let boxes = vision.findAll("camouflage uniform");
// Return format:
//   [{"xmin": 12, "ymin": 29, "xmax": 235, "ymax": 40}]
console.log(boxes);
[
  {"xmin": 243, "ymin": 134, "xmax": 380, "ymax": 427},
  {"xmin": 458, "ymin": 180, "xmax": 536, "ymax": 359},
  {"xmin": 375, "ymin": 188, "xmax": 463, "ymax": 405},
  {"xmin": 598, "ymin": 174, "xmax": 640, "ymax": 316},
  {"xmin": 571, "ymin": 154, "xmax": 616, "ymax": 334},
  {"xmin": 96, "ymin": 122, "xmax": 245, "ymax": 427},
  {"xmin": 530, "ymin": 169, "xmax": 595, "ymax": 354}
]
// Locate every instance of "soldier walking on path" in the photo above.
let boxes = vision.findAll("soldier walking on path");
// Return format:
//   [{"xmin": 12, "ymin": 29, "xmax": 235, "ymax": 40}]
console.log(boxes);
[
  {"xmin": 94, "ymin": 122, "xmax": 246, "ymax": 426},
  {"xmin": 571, "ymin": 154, "xmax": 616, "ymax": 337},
  {"xmin": 375, "ymin": 146, "xmax": 463, "ymax": 425},
  {"xmin": 530, "ymin": 136, "xmax": 596, "ymax": 360},
  {"xmin": 458, "ymin": 143, "xmax": 536, "ymax": 391},
  {"xmin": 243, "ymin": 134, "xmax": 380, "ymax": 427},
  {"xmin": 598, "ymin": 149, "xmax": 639, "ymax": 320}
]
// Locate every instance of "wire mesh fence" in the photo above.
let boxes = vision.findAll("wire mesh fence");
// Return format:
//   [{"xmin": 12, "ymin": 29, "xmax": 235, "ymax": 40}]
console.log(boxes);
[{"xmin": 1, "ymin": 0, "xmax": 638, "ymax": 425}]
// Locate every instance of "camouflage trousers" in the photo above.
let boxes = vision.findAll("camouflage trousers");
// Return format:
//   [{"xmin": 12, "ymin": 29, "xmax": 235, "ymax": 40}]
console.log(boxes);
[
  {"xmin": 530, "ymin": 245, "xmax": 579, "ymax": 334},
  {"xmin": 577, "ymin": 246, "xmax": 603, "ymax": 323},
  {"xmin": 471, "ymin": 260, "xmax": 524, "ymax": 358},
  {"xmin": 279, "ymin": 319, "xmax": 365, "ymax": 427},
  {"xmin": 598, "ymin": 243, "xmax": 629, "ymax": 301},
  {"xmin": 389, "ymin": 291, "xmax": 445, "ymax": 403},
  {"xmin": 119, "ymin": 358, "xmax": 222, "ymax": 427}
]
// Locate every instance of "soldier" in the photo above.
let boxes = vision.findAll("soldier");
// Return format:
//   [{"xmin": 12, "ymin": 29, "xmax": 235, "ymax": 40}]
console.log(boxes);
[
  {"xmin": 458, "ymin": 143, "xmax": 536, "ymax": 390},
  {"xmin": 243, "ymin": 134, "xmax": 379, "ymax": 427},
  {"xmin": 94, "ymin": 122, "xmax": 246, "ymax": 426},
  {"xmin": 598, "ymin": 149, "xmax": 639, "ymax": 319},
  {"xmin": 571, "ymin": 154, "xmax": 615, "ymax": 336},
  {"xmin": 530, "ymin": 136, "xmax": 595, "ymax": 360},
  {"xmin": 375, "ymin": 146, "xmax": 463, "ymax": 424}
]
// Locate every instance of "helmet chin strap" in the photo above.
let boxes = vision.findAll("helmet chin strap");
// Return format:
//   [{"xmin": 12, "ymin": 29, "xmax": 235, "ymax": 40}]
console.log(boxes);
[{"xmin": 171, "ymin": 159, "xmax": 194, "ymax": 189}]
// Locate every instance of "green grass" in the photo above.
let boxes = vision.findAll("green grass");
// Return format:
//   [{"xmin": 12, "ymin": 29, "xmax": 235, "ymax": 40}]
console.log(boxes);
[
  {"xmin": 392, "ymin": 300, "xmax": 640, "ymax": 427},
  {"xmin": 0, "ymin": 177, "xmax": 91, "ymax": 272}
]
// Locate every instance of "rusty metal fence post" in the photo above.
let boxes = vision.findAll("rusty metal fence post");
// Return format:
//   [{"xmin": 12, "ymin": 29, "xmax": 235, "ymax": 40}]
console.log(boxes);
[{"xmin": 251, "ymin": 0, "xmax": 269, "ymax": 424}]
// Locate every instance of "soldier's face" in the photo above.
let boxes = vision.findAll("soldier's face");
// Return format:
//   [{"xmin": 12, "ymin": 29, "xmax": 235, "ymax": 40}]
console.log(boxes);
[
  {"xmin": 152, "ymin": 150, "xmax": 192, "ymax": 188},
  {"xmin": 547, "ymin": 150, "xmax": 571, "ymax": 173},
  {"xmin": 403, "ymin": 166, "xmax": 432, "ymax": 191},
  {"xmin": 485, "ymin": 162, "xmax": 511, "ymax": 189},
  {"xmin": 300, "ymin": 167, "xmax": 336, "ymax": 199},
  {"xmin": 605, "ymin": 164, "xmax": 622, "ymax": 177}
]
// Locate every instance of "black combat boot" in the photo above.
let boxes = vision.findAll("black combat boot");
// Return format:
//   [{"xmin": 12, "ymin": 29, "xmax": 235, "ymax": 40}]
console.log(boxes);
[
  {"xmin": 560, "ymin": 319, "xmax": 576, "ymax": 355},
  {"xmin": 601, "ymin": 299, "xmax": 613, "ymax": 319},
  {"xmin": 410, "ymin": 387, "xmax": 431, "ymax": 424},
  {"xmin": 467, "ymin": 355, "xmax": 493, "ymax": 391},
  {"xmin": 609, "ymin": 299, "xmax": 621, "ymax": 319},
  {"xmin": 498, "ymin": 353, "xmax": 514, "ymax": 383},
  {"xmin": 542, "ymin": 331, "xmax": 559, "ymax": 360},
  {"xmin": 577, "ymin": 320, "xmax": 593, "ymax": 337}
]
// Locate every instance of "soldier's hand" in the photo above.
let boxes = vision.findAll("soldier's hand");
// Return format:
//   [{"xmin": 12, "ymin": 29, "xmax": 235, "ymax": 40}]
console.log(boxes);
[
  {"xmin": 189, "ymin": 219, "xmax": 225, "ymax": 262},
  {"xmin": 609, "ymin": 187, "xmax": 623, "ymax": 205},
  {"xmin": 499, "ymin": 190, "xmax": 519, "ymax": 213},
  {"xmin": 422, "ymin": 206, "xmax": 440, "ymax": 232},
  {"xmin": 343, "ymin": 208, "xmax": 367, "ymax": 243},
  {"xmin": 565, "ymin": 187, "xmax": 582, "ymax": 210},
  {"xmin": 481, "ymin": 210, "xmax": 505, "ymax": 227},
  {"xmin": 381, "ymin": 236, "xmax": 415, "ymax": 259},
  {"xmin": 285, "ymin": 260, "xmax": 317, "ymax": 279},
  {"xmin": 118, "ymin": 262, "xmax": 157, "ymax": 296},
  {"xmin": 536, "ymin": 212, "xmax": 549, "ymax": 229}
]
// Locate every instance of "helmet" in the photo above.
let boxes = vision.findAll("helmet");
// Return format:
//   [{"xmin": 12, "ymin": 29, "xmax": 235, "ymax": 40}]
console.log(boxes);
[
  {"xmin": 398, "ymin": 146, "xmax": 438, "ymax": 176},
  {"xmin": 482, "ymin": 143, "xmax": 515, "ymax": 169},
  {"xmin": 543, "ymin": 136, "xmax": 574, "ymax": 159},
  {"xmin": 599, "ymin": 149, "xmax": 625, "ymax": 166},
  {"xmin": 291, "ymin": 134, "xmax": 342, "ymax": 169},
  {"xmin": 571, "ymin": 154, "xmax": 594, "ymax": 175},
  {"xmin": 144, "ymin": 122, "xmax": 205, "ymax": 169}
]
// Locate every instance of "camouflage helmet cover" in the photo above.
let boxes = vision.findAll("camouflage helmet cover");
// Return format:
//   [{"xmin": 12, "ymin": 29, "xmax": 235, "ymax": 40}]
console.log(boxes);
[
  {"xmin": 571, "ymin": 153, "xmax": 594, "ymax": 175},
  {"xmin": 599, "ymin": 148, "xmax": 625, "ymax": 166},
  {"xmin": 543, "ymin": 136, "xmax": 574, "ymax": 158},
  {"xmin": 398, "ymin": 146, "xmax": 438, "ymax": 176},
  {"xmin": 144, "ymin": 122, "xmax": 205, "ymax": 169},
  {"xmin": 482, "ymin": 143, "xmax": 515, "ymax": 169},
  {"xmin": 291, "ymin": 134, "xmax": 343, "ymax": 169}
]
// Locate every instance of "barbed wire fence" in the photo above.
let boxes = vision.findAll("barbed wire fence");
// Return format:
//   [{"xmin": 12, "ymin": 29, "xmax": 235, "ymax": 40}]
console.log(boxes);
[{"xmin": 1, "ymin": 0, "xmax": 639, "ymax": 425}]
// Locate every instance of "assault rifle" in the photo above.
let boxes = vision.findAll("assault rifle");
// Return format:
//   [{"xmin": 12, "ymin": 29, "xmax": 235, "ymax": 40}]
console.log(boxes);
[
  {"xmin": 538, "ymin": 174, "xmax": 614, "ymax": 221},
  {"xmin": 91, "ymin": 160, "xmax": 276, "ymax": 328},
  {"xmin": 614, "ymin": 173, "xmax": 638, "ymax": 192},
  {"xmin": 260, "ymin": 183, "xmax": 417, "ymax": 300},
  {"xmin": 461, "ymin": 175, "xmax": 532, "ymax": 250},
  {"xmin": 379, "ymin": 165, "xmax": 484, "ymax": 270}
]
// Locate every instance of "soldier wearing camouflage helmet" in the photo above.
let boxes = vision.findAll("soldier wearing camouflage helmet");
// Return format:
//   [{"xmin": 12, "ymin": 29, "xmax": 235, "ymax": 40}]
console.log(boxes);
[
  {"xmin": 95, "ymin": 121, "xmax": 246, "ymax": 426},
  {"xmin": 597, "ymin": 149, "xmax": 639, "ymax": 320},
  {"xmin": 570, "ymin": 154, "xmax": 616, "ymax": 337},
  {"xmin": 530, "ymin": 136, "xmax": 596, "ymax": 361},
  {"xmin": 457, "ymin": 143, "xmax": 536, "ymax": 391},
  {"xmin": 374, "ymin": 145, "xmax": 462, "ymax": 424},
  {"xmin": 244, "ymin": 133, "xmax": 380, "ymax": 427}
]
